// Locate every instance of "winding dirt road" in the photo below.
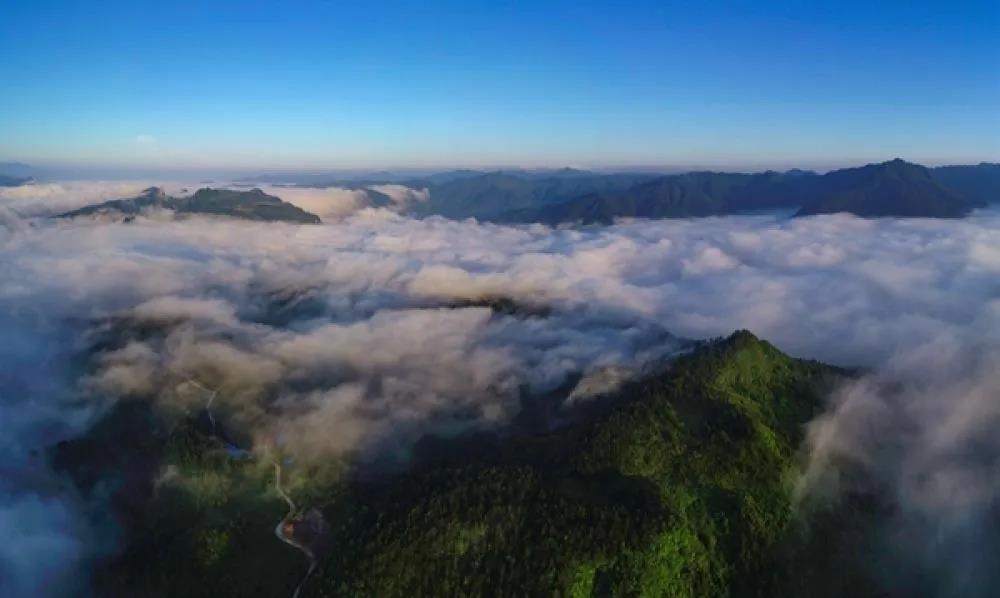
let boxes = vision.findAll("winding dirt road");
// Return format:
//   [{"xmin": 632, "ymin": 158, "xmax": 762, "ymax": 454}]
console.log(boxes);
[
  {"xmin": 184, "ymin": 376, "xmax": 317, "ymax": 598},
  {"xmin": 274, "ymin": 462, "xmax": 318, "ymax": 598}
]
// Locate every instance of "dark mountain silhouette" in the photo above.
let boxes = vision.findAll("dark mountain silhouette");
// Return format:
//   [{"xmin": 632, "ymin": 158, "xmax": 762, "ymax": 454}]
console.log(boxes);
[
  {"xmin": 405, "ymin": 171, "xmax": 656, "ymax": 218},
  {"xmin": 229, "ymin": 160, "xmax": 999, "ymax": 223},
  {"xmin": 931, "ymin": 162, "xmax": 1000, "ymax": 206},
  {"xmin": 0, "ymin": 161, "xmax": 35, "ymax": 177},
  {"xmin": 501, "ymin": 160, "xmax": 984, "ymax": 223},
  {"xmin": 0, "ymin": 174, "xmax": 33, "ymax": 187},
  {"xmin": 796, "ymin": 159, "xmax": 977, "ymax": 217}
]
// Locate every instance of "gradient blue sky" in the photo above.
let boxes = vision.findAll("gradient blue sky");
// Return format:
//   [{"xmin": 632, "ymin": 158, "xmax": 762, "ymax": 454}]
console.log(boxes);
[{"xmin": 1, "ymin": 0, "xmax": 997, "ymax": 172}]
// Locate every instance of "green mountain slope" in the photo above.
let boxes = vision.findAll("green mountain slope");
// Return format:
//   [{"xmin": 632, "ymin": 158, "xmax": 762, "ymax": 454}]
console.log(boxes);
[
  {"xmin": 55, "ymin": 330, "xmax": 847, "ymax": 597},
  {"xmin": 57, "ymin": 186, "xmax": 321, "ymax": 223},
  {"xmin": 315, "ymin": 331, "xmax": 842, "ymax": 597}
]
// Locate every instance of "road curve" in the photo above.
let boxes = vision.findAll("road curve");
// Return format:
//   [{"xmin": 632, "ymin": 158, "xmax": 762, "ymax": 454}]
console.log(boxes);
[
  {"xmin": 273, "ymin": 462, "xmax": 318, "ymax": 598},
  {"xmin": 184, "ymin": 375, "xmax": 317, "ymax": 598}
]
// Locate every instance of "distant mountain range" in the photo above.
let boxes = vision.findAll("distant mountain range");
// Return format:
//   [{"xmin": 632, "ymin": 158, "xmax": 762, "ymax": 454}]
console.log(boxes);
[
  {"xmin": 497, "ymin": 160, "xmax": 998, "ymax": 223},
  {"xmin": 265, "ymin": 159, "xmax": 998, "ymax": 222},
  {"xmin": 20, "ymin": 159, "xmax": 1000, "ymax": 224},
  {"xmin": 57, "ymin": 187, "xmax": 322, "ymax": 223},
  {"xmin": 404, "ymin": 171, "xmax": 654, "ymax": 218},
  {"xmin": 0, "ymin": 174, "xmax": 33, "ymax": 187},
  {"xmin": 0, "ymin": 161, "xmax": 35, "ymax": 178},
  {"xmin": 794, "ymin": 159, "xmax": 973, "ymax": 218},
  {"xmin": 931, "ymin": 162, "xmax": 1000, "ymax": 206}
]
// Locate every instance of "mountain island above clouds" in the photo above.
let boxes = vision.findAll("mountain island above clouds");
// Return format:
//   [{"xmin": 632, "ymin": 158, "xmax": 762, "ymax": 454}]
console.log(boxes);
[
  {"xmin": 5, "ymin": 165, "xmax": 1000, "ymax": 598},
  {"xmin": 57, "ymin": 186, "xmax": 322, "ymax": 224},
  {"xmin": 34, "ymin": 158, "xmax": 998, "ymax": 225}
]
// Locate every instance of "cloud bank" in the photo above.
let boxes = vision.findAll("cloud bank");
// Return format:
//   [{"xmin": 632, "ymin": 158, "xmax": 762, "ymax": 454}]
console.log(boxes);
[
  {"xmin": 1, "ymin": 181, "xmax": 999, "ymax": 595},
  {"xmin": 0, "ymin": 180, "xmax": 427, "ymax": 224}
]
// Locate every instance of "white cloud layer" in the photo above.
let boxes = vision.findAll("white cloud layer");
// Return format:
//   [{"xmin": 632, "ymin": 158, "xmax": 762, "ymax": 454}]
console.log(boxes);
[
  {"xmin": 2, "ymin": 181, "xmax": 1000, "ymax": 595},
  {"xmin": 0, "ymin": 181, "xmax": 192, "ymax": 217}
]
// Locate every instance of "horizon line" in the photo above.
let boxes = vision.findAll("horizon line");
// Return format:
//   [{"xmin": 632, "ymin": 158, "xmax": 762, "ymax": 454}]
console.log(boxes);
[{"xmin": 3, "ymin": 155, "xmax": 998, "ymax": 180}]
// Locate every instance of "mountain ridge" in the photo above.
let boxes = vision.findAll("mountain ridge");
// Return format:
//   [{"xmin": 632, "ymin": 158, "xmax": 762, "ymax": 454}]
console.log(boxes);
[
  {"xmin": 0, "ymin": 174, "xmax": 34, "ymax": 187},
  {"xmin": 57, "ymin": 186, "xmax": 322, "ymax": 223},
  {"xmin": 499, "ymin": 159, "xmax": 988, "ymax": 223},
  {"xmin": 40, "ymin": 159, "xmax": 1000, "ymax": 225},
  {"xmin": 53, "ymin": 329, "xmax": 855, "ymax": 597},
  {"xmin": 795, "ymin": 158, "xmax": 974, "ymax": 218}
]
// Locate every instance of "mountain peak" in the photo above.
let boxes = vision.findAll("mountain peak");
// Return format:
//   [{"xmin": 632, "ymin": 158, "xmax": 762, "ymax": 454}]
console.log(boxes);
[
  {"xmin": 796, "ymin": 159, "xmax": 970, "ymax": 218},
  {"xmin": 877, "ymin": 158, "xmax": 921, "ymax": 170},
  {"xmin": 141, "ymin": 186, "xmax": 167, "ymax": 200}
]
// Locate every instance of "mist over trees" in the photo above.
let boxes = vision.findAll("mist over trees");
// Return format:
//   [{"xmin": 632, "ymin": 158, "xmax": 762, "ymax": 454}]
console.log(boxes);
[{"xmin": 2, "ymin": 180, "xmax": 1000, "ymax": 596}]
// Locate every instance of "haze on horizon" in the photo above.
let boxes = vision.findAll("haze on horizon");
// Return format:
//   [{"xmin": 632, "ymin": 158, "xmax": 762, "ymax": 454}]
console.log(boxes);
[{"xmin": 1, "ymin": 0, "xmax": 998, "ymax": 175}]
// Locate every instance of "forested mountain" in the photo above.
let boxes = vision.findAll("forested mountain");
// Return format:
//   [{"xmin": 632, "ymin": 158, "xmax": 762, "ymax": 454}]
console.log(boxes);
[
  {"xmin": 57, "ymin": 187, "xmax": 322, "ymax": 223},
  {"xmin": 54, "ymin": 330, "xmax": 871, "ymax": 597}
]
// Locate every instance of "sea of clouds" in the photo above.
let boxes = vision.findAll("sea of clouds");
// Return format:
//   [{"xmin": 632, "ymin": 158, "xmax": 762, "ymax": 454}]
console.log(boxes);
[{"xmin": 1, "ymin": 181, "xmax": 999, "ymax": 596}]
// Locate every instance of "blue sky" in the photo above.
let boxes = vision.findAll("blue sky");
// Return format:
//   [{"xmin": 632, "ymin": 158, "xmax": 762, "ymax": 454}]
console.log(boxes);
[{"xmin": 1, "ymin": 0, "xmax": 997, "ymax": 172}]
